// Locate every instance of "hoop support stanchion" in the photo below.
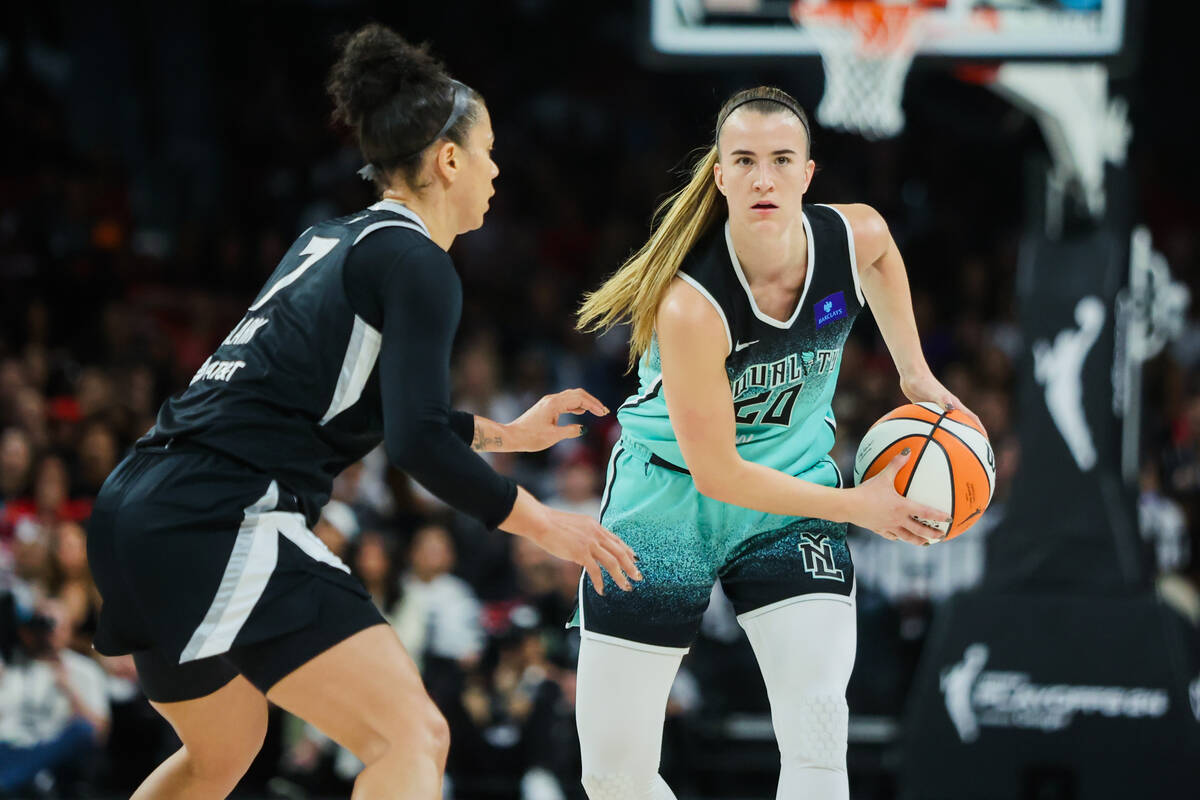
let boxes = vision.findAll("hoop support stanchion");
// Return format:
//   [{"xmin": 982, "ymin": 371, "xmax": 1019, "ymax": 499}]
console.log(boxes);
[{"xmin": 986, "ymin": 62, "xmax": 1131, "ymax": 221}]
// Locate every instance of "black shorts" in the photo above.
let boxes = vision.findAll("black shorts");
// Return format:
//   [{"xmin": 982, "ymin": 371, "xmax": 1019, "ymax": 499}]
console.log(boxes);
[{"xmin": 88, "ymin": 447, "xmax": 385, "ymax": 703}]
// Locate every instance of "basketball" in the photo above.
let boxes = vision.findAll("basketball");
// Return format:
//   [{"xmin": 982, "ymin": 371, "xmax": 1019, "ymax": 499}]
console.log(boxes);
[{"xmin": 852, "ymin": 402, "xmax": 995, "ymax": 540}]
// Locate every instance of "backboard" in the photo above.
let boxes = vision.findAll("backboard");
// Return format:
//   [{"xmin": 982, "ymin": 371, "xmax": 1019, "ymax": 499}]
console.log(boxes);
[{"xmin": 647, "ymin": 0, "xmax": 1129, "ymax": 62}]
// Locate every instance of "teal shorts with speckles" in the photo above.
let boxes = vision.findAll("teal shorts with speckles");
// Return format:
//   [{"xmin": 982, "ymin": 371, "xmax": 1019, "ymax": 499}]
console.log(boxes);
[{"xmin": 569, "ymin": 437, "xmax": 854, "ymax": 653}]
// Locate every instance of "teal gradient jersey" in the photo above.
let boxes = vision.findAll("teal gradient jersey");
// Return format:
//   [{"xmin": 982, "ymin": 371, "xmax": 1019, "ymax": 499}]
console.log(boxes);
[
  {"xmin": 617, "ymin": 204, "xmax": 867, "ymax": 484},
  {"xmin": 572, "ymin": 204, "xmax": 865, "ymax": 647}
]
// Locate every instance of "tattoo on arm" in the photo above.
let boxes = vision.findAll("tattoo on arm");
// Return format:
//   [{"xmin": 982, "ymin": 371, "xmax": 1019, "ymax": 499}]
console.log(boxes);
[{"xmin": 471, "ymin": 422, "xmax": 502, "ymax": 452}]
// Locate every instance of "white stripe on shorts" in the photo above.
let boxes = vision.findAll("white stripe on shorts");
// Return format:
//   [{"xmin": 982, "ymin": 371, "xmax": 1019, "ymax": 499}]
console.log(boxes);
[
  {"xmin": 180, "ymin": 481, "xmax": 282, "ymax": 663},
  {"xmin": 277, "ymin": 512, "xmax": 350, "ymax": 574},
  {"xmin": 178, "ymin": 481, "xmax": 354, "ymax": 663},
  {"xmin": 596, "ymin": 444, "xmax": 623, "ymax": 524}
]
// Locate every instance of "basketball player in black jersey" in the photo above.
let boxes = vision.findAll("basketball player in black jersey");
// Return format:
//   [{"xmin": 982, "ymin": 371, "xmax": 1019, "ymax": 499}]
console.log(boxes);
[{"xmin": 85, "ymin": 25, "xmax": 639, "ymax": 800}]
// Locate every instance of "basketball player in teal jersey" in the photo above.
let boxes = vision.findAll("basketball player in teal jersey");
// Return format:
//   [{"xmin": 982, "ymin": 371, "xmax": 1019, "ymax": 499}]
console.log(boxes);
[{"xmin": 573, "ymin": 87, "xmax": 981, "ymax": 800}]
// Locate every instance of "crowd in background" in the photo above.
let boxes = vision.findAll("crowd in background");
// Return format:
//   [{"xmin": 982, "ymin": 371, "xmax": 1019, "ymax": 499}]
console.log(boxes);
[{"xmin": 2, "ymin": 2, "xmax": 1198, "ymax": 798}]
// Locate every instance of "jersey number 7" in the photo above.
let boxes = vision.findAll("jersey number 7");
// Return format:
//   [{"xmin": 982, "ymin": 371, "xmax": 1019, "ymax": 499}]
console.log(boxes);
[{"xmin": 249, "ymin": 236, "xmax": 340, "ymax": 311}]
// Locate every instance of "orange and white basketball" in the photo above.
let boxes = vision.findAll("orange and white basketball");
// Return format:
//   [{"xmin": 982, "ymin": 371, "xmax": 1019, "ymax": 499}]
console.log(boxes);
[{"xmin": 852, "ymin": 402, "xmax": 995, "ymax": 540}]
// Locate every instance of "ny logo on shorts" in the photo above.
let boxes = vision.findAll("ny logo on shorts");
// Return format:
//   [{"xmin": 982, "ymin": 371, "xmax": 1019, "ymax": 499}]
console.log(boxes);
[{"xmin": 798, "ymin": 532, "xmax": 845, "ymax": 581}]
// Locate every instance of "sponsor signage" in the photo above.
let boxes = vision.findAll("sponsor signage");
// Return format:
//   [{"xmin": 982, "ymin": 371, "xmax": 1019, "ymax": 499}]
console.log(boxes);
[
  {"xmin": 902, "ymin": 592, "xmax": 1200, "ymax": 799},
  {"xmin": 940, "ymin": 642, "xmax": 1168, "ymax": 742},
  {"xmin": 814, "ymin": 291, "xmax": 847, "ymax": 329}
]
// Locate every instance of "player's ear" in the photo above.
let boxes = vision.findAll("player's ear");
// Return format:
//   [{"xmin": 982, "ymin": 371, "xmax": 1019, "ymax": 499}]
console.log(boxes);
[
  {"xmin": 433, "ymin": 141, "xmax": 458, "ymax": 183},
  {"xmin": 802, "ymin": 159, "xmax": 815, "ymax": 193},
  {"xmin": 713, "ymin": 160, "xmax": 726, "ymax": 196}
]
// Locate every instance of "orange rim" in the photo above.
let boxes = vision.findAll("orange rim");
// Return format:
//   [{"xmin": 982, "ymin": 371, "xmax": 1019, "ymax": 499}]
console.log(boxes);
[{"xmin": 793, "ymin": 1, "xmax": 923, "ymax": 50}]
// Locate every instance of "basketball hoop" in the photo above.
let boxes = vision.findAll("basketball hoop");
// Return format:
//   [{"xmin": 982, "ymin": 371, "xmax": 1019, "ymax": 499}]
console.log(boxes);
[{"xmin": 792, "ymin": 0, "xmax": 932, "ymax": 140}]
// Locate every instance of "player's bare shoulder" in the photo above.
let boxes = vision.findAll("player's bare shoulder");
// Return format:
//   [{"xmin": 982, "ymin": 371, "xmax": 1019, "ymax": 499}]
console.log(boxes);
[
  {"xmin": 657, "ymin": 276, "xmax": 730, "ymax": 355},
  {"xmin": 660, "ymin": 277, "xmax": 722, "ymax": 331},
  {"xmin": 827, "ymin": 202, "xmax": 891, "ymax": 269}
]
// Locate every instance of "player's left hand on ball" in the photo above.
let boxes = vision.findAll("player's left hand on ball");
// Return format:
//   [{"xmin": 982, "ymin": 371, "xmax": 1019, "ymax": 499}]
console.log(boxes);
[
  {"xmin": 507, "ymin": 388, "xmax": 609, "ymax": 452},
  {"xmin": 899, "ymin": 372, "xmax": 985, "ymax": 433}
]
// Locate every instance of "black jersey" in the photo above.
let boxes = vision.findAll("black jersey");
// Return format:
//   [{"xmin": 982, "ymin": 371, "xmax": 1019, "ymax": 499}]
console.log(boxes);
[
  {"xmin": 618, "ymin": 203, "xmax": 866, "ymax": 478},
  {"xmin": 141, "ymin": 200, "xmax": 517, "ymax": 527}
]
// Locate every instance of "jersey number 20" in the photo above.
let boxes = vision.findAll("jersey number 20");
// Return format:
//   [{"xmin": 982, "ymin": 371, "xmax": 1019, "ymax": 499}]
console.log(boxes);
[{"xmin": 733, "ymin": 384, "xmax": 803, "ymax": 427}]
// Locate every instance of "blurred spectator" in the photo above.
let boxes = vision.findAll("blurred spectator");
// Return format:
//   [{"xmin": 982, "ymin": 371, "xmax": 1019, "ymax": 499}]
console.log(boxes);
[
  {"xmin": 47, "ymin": 521, "xmax": 102, "ymax": 654},
  {"xmin": 443, "ymin": 606, "xmax": 573, "ymax": 800},
  {"xmin": 10, "ymin": 519, "xmax": 53, "ymax": 595},
  {"xmin": 850, "ymin": 518, "xmax": 993, "ymax": 610},
  {"xmin": 512, "ymin": 536, "xmax": 571, "ymax": 612},
  {"xmin": 455, "ymin": 333, "xmax": 521, "ymax": 427},
  {"xmin": 75, "ymin": 421, "xmax": 119, "ymax": 498},
  {"xmin": 45, "ymin": 400, "xmax": 83, "ymax": 470},
  {"xmin": 3, "ymin": 454, "xmax": 92, "ymax": 534},
  {"xmin": 509, "ymin": 535, "xmax": 583, "ymax": 665},
  {"xmin": 313, "ymin": 498, "xmax": 359, "ymax": 563},
  {"xmin": 396, "ymin": 522, "xmax": 484, "ymax": 670},
  {"xmin": 0, "ymin": 363, "xmax": 27, "ymax": 422},
  {"xmin": 350, "ymin": 529, "xmax": 403, "ymax": 616},
  {"xmin": 331, "ymin": 455, "xmax": 396, "ymax": 527},
  {"xmin": 0, "ymin": 429, "xmax": 34, "ymax": 506},
  {"xmin": 120, "ymin": 365, "xmax": 160, "ymax": 439},
  {"xmin": 0, "ymin": 598, "xmax": 109, "ymax": 797},
  {"xmin": 354, "ymin": 446, "xmax": 398, "ymax": 522},
  {"xmin": 510, "ymin": 348, "xmax": 555, "ymax": 415},
  {"xmin": 543, "ymin": 452, "xmax": 602, "ymax": 519},
  {"xmin": 11, "ymin": 388, "xmax": 49, "ymax": 451},
  {"xmin": 74, "ymin": 369, "xmax": 114, "ymax": 422},
  {"xmin": 1140, "ymin": 459, "xmax": 1190, "ymax": 575}
]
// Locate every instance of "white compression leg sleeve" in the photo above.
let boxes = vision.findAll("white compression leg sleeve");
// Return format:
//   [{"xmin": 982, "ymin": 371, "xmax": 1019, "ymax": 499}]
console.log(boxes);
[
  {"xmin": 576, "ymin": 636, "xmax": 684, "ymax": 800},
  {"xmin": 740, "ymin": 597, "xmax": 858, "ymax": 800}
]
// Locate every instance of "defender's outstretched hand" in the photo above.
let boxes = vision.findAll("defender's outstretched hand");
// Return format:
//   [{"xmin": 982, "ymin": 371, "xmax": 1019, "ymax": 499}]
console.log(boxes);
[
  {"xmin": 531, "ymin": 507, "xmax": 642, "ymax": 596},
  {"xmin": 500, "ymin": 487, "xmax": 640, "ymax": 595},
  {"xmin": 507, "ymin": 388, "xmax": 610, "ymax": 452}
]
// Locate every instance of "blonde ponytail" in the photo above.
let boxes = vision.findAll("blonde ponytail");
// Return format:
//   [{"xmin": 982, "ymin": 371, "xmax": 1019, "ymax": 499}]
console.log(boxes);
[{"xmin": 576, "ymin": 147, "xmax": 723, "ymax": 371}]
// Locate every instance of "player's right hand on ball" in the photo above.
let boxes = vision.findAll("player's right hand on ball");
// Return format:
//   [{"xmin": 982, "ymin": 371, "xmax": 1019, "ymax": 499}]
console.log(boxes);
[
  {"xmin": 849, "ymin": 449, "xmax": 951, "ymax": 546},
  {"xmin": 533, "ymin": 508, "xmax": 642, "ymax": 595}
]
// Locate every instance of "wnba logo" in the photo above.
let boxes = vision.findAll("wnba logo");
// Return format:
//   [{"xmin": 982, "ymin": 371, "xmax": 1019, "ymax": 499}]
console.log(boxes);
[
  {"xmin": 1033, "ymin": 296, "xmax": 1105, "ymax": 470},
  {"xmin": 798, "ymin": 532, "xmax": 845, "ymax": 581}
]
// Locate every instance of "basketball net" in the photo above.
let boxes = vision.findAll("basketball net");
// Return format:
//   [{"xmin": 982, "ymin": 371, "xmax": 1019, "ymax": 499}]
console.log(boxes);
[{"xmin": 792, "ymin": 0, "xmax": 931, "ymax": 140}]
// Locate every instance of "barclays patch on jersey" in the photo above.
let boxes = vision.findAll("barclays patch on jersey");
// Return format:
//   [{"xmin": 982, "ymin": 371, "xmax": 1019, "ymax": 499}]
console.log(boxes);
[{"xmin": 814, "ymin": 291, "xmax": 848, "ymax": 329}]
